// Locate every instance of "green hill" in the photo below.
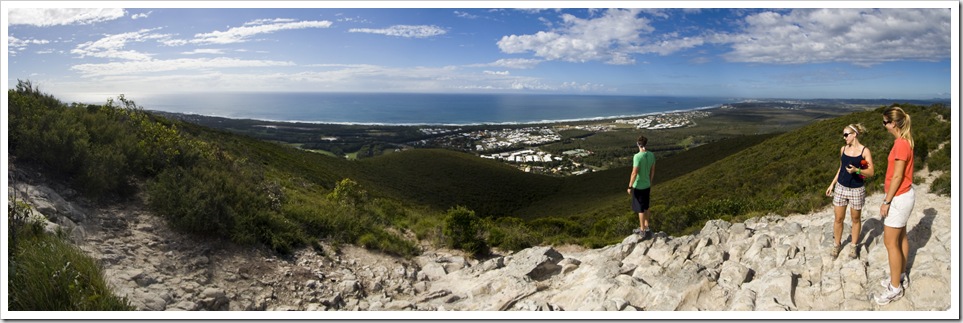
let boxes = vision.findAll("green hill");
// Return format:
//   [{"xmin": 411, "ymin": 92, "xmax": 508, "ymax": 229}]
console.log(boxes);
[{"xmin": 9, "ymin": 82, "xmax": 950, "ymax": 255}]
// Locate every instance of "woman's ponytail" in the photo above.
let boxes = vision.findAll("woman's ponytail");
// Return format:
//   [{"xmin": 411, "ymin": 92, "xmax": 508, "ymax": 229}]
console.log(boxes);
[{"xmin": 884, "ymin": 106, "xmax": 914, "ymax": 149}]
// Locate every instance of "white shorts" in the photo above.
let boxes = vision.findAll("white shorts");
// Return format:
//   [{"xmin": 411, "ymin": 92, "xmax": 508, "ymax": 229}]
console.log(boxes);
[{"xmin": 884, "ymin": 187, "xmax": 915, "ymax": 228}]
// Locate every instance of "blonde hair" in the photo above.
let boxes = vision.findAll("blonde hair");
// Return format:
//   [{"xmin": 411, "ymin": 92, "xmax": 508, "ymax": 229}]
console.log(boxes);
[
  {"xmin": 883, "ymin": 106, "xmax": 914, "ymax": 149},
  {"xmin": 847, "ymin": 123, "xmax": 867, "ymax": 137}
]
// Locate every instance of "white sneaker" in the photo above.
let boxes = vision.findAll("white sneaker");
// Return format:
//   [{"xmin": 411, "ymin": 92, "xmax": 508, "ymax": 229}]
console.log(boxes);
[
  {"xmin": 880, "ymin": 273, "xmax": 909, "ymax": 289},
  {"xmin": 875, "ymin": 283, "xmax": 904, "ymax": 305}
]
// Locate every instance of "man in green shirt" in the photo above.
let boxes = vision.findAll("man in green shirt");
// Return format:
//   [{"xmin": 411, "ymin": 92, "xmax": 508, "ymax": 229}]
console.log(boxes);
[{"xmin": 627, "ymin": 135, "xmax": 656, "ymax": 239}]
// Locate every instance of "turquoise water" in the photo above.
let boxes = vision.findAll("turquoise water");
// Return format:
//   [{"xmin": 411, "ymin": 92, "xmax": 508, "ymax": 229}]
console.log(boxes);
[{"xmin": 135, "ymin": 92, "xmax": 728, "ymax": 125}]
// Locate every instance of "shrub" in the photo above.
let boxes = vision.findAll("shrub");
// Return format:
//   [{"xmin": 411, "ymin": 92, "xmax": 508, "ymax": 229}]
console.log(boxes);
[
  {"xmin": 930, "ymin": 172, "xmax": 951, "ymax": 196},
  {"xmin": 443, "ymin": 206, "xmax": 489, "ymax": 257},
  {"xmin": 357, "ymin": 229, "xmax": 420, "ymax": 257},
  {"xmin": 928, "ymin": 145, "xmax": 950, "ymax": 172},
  {"xmin": 488, "ymin": 217, "xmax": 539, "ymax": 252},
  {"xmin": 327, "ymin": 178, "xmax": 369, "ymax": 207}
]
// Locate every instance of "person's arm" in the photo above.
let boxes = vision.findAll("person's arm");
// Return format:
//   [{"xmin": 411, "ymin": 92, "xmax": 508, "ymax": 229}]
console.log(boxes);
[
  {"xmin": 880, "ymin": 159, "xmax": 907, "ymax": 218},
  {"xmin": 860, "ymin": 148, "xmax": 875, "ymax": 177},
  {"xmin": 627, "ymin": 167, "xmax": 639, "ymax": 195},
  {"xmin": 649, "ymin": 163, "xmax": 655, "ymax": 186},
  {"xmin": 826, "ymin": 147, "xmax": 843, "ymax": 197}
]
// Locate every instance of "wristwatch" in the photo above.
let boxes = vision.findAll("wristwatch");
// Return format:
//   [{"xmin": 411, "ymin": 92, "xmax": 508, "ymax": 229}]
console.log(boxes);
[{"xmin": 883, "ymin": 200, "xmax": 891, "ymax": 205}]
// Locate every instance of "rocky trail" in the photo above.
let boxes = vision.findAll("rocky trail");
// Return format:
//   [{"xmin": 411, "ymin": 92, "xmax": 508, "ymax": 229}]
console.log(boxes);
[{"xmin": 7, "ymin": 165, "xmax": 954, "ymax": 315}]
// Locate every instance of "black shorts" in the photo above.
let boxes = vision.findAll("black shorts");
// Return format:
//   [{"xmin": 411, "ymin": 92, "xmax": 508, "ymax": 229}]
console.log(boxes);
[{"xmin": 631, "ymin": 187, "xmax": 651, "ymax": 213}]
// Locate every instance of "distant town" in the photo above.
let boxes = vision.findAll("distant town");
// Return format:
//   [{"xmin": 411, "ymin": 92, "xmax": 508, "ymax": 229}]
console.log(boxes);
[{"xmin": 407, "ymin": 110, "xmax": 711, "ymax": 176}]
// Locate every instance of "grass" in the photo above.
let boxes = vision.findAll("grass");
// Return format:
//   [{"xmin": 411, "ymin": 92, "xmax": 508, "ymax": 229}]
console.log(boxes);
[
  {"xmin": 9, "ymin": 82, "xmax": 952, "ymax": 261},
  {"xmin": 8, "ymin": 201, "xmax": 134, "ymax": 311}
]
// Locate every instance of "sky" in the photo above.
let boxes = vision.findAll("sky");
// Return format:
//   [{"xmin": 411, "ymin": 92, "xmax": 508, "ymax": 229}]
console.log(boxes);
[{"xmin": 2, "ymin": 1, "xmax": 958, "ymax": 102}]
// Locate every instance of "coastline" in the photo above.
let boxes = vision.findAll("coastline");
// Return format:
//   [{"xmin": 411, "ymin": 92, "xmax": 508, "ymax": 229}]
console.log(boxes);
[{"xmin": 149, "ymin": 104, "xmax": 723, "ymax": 127}]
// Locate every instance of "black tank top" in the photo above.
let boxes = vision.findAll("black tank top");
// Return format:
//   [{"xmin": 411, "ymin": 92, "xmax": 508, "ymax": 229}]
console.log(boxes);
[{"xmin": 838, "ymin": 147, "xmax": 865, "ymax": 188}]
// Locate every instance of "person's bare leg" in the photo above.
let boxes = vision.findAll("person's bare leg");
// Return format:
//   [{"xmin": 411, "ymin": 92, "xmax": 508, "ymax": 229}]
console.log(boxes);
[
  {"xmin": 900, "ymin": 227, "xmax": 909, "ymax": 275},
  {"xmin": 883, "ymin": 226, "xmax": 905, "ymax": 288},
  {"xmin": 638, "ymin": 212, "xmax": 646, "ymax": 232},
  {"xmin": 832, "ymin": 205, "xmax": 846, "ymax": 246}
]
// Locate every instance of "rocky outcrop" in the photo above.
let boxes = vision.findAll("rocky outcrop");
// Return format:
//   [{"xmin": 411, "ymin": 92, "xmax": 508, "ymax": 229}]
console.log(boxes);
[{"xmin": 7, "ymin": 165, "xmax": 952, "ymax": 312}]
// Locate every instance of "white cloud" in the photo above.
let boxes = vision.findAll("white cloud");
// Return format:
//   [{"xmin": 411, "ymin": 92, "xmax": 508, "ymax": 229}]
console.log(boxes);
[
  {"xmin": 71, "ymin": 57, "xmax": 295, "ymax": 77},
  {"xmin": 348, "ymin": 25, "xmax": 446, "ymax": 38},
  {"xmin": 194, "ymin": 20, "xmax": 333, "ymax": 44},
  {"xmin": 497, "ymin": 8, "xmax": 949, "ymax": 67},
  {"xmin": 8, "ymin": 35, "xmax": 51, "ymax": 54},
  {"xmin": 467, "ymin": 58, "xmax": 543, "ymax": 69},
  {"xmin": 634, "ymin": 36, "xmax": 705, "ymax": 56},
  {"xmin": 244, "ymin": 18, "xmax": 297, "ymax": 26},
  {"xmin": 721, "ymin": 8, "xmax": 951, "ymax": 66},
  {"xmin": 454, "ymin": 11, "xmax": 479, "ymax": 19},
  {"xmin": 181, "ymin": 49, "xmax": 225, "ymax": 55},
  {"xmin": 9, "ymin": 8, "xmax": 125, "ymax": 26},
  {"xmin": 498, "ymin": 9, "xmax": 653, "ymax": 65},
  {"xmin": 72, "ymin": 29, "xmax": 176, "ymax": 61},
  {"xmin": 131, "ymin": 11, "xmax": 152, "ymax": 20},
  {"xmin": 59, "ymin": 61, "xmax": 612, "ymax": 94},
  {"xmin": 489, "ymin": 58, "xmax": 543, "ymax": 69},
  {"xmin": 560, "ymin": 81, "xmax": 609, "ymax": 92}
]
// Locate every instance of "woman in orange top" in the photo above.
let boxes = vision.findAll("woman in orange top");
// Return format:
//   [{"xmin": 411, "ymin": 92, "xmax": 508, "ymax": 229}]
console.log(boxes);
[{"xmin": 875, "ymin": 106, "xmax": 915, "ymax": 306}]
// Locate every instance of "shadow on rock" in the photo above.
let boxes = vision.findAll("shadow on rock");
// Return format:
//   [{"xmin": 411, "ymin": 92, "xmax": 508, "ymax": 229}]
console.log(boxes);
[{"xmin": 906, "ymin": 208, "xmax": 937, "ymax": 274}]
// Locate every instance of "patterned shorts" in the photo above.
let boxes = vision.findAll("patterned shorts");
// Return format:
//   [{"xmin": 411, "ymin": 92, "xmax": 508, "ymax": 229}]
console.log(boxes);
[{"xmin": 833, "ymin": 184, "xmax": 866, "ymax": 210}]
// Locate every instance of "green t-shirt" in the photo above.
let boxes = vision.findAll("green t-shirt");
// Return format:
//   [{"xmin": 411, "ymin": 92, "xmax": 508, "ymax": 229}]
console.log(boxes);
[{"xmin": 632, "ymin": 151, "xmax": 656, "ymax": 189}]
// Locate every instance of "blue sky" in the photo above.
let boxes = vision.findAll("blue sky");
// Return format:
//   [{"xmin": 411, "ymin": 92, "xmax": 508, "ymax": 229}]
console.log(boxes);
[{"xmin": 3, "ymin": 2, "xmax": 957, "ymax": 102}]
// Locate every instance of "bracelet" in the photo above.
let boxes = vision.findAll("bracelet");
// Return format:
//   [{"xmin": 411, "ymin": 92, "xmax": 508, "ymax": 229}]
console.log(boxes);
[
  {"xmin": 856, "ymin": 169, "xmax": 861, "ymax": 175},
  {"xmin": 628, "ymin": 187, "xmax": 633, "ymax": 190}
]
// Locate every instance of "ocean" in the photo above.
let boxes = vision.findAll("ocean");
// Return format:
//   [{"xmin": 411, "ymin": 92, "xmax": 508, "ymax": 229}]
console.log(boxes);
[{"xmin": 129, "ymin": 92, "xmax": 727, "ymax": 125}]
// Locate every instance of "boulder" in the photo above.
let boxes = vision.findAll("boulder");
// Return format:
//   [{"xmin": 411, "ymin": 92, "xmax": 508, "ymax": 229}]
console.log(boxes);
[
  {"xmin": 750, "ymin": 268, "xmax": 796, "ymax": 310},
  {"xmin": 198, "ymin": 288, "xmax": 230, "ymax": 311},
  {"xmin": 503, "ymin": 246, "xmax": 563, "ymax": 281},
  {"xmin": 717, "ymin": 261, "xmax": 752, "ymax": 290},
  {"xmin": 419, "ymin": 262, "xmax": 448, "ymax": 281},
  {"xmin": 727, "ymin": 289, "xmax": 757, "ymax": 311}
]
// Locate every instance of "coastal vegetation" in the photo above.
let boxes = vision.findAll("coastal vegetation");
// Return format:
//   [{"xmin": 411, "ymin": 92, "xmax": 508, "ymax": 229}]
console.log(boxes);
[
  {"xmin": 8, "ymin": 81, "xmax": 951, "ymax": 297},
  {"xmin": 8, "ymin": 199, "xmax": 134, "ymax": 310}
]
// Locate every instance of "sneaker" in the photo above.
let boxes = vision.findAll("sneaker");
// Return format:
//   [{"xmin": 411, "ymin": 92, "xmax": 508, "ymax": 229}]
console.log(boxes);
[
  {"xmin": 632, "ymin": 228, "xmax": 643, "ymax": 236},
  {"xmin": 875, "ymin": 283, "xmax": 904, "ymax": 305},
  {"xmin": 847, "ymin": 244, "xmax": 857, "ymax": 259},
  {"xmin": 830, "ymin": 244, "xmax": 840, "ymax": 258},
  {"xmin": 645, "ymin": 228, "xmax": 653, "ymax": 239},
  {"xmin": 880, "ymin": 273, "xmax": 909, "ymax": 289}
]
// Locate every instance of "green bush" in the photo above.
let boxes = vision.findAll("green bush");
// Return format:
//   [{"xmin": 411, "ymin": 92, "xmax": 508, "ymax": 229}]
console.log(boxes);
[
  {"xmin": 928, "ymin": 145, "xmax": 951, "ymax": 172},
  {"xmin": 930, "ymin": 172, "xmax": 951, "ymax": 196},
  {"xmin": 327, "ymin": 178, "xmax": 369, "ymax": 207},
  {"xmin": 488, "ymin": 217, "xmax": 540, "ymax": 252},
  {"xmin": 357, "ymin": 229, "xmax": 420, "ymax": 257},
  {"xmin": 443, "ymin": 206, "xmax": 489, "ymax": 257}
]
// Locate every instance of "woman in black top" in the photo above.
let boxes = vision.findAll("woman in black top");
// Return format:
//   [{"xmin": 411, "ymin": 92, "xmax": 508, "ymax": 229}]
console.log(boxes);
[{"xmin": 824, "ymin": 123, "xmax": 875, "ymax": 259}]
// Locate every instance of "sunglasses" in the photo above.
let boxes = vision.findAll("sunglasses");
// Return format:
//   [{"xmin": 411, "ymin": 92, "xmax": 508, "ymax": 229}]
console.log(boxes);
[
  {"xmin": 883, "ymin": 120, "xmax": 893, "ymax": 126},
  {"xmin": 842, "ymin": 132, "xmax": 852, "ymax": 138}
]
